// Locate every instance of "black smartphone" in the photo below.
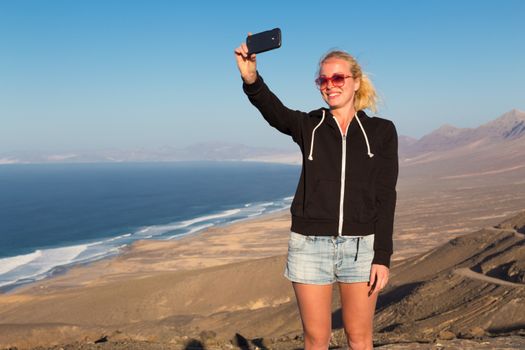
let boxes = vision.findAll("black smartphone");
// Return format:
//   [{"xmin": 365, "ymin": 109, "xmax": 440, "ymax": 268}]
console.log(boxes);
[{"xmin": 246, "ymin": 28, "xmax": 281, "ymax": 55}]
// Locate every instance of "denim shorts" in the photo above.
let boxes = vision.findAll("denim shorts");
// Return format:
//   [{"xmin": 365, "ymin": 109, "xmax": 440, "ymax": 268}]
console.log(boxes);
[{"xmin": 284, "ymin": 231, "xmax": 374, "ymax": 285}]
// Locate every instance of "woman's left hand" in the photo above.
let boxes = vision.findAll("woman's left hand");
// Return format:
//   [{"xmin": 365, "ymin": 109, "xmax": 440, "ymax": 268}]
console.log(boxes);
[{"xmin": 368, "ymin": 264, "xmax": 389, "ymax": 296}]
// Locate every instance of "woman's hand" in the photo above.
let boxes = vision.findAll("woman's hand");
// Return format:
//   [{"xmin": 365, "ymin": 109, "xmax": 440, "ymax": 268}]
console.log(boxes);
[
  {"xmin": 368, "ymin": 264, "xmax": 389, "ymax": 296},
  {"xmin": 234, "ymin": 33, "xmax": 257, "ymax": 84}
]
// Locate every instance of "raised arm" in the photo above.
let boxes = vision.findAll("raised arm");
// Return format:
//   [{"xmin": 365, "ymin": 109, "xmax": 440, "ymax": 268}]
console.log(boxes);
[{"xmin": 234, "ymin": 38, "xmax": 305, "ymax": 144}]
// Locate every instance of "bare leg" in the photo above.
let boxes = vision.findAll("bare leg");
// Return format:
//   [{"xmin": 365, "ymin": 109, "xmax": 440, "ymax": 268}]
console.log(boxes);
[
  {"xmin": 292, "ymin": 282, "xmax": 333, "ymax": 350},
  {"xmin": 338, "ymin": 282, "xmax": 378, "ymax": 350}
]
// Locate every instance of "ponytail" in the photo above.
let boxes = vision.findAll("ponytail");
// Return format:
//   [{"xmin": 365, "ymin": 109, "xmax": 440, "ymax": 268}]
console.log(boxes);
[{"xmin": 354, "ymin": 73, "xmax": 378, "ymax": 112}]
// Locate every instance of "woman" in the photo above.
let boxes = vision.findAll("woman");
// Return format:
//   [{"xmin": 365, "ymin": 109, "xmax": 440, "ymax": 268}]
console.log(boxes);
[{"xmin": 234, "ymin": 39, "xmax": 398, "ymax": 350}]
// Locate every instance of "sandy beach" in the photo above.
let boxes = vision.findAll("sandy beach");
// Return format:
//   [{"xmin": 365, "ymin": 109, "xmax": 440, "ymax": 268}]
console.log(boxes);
[{"xmin": 6, "ymin": 210, "xmax": 291, "ymax": 294}]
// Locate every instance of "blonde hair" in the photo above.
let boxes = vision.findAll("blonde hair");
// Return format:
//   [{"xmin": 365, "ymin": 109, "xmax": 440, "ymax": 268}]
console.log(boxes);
[{"xmin": 318, "ymin": 50, "xmax": 378, "ymax": 112}]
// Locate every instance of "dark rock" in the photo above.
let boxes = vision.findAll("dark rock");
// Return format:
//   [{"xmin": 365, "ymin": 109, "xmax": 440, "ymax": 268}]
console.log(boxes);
[
  {"xmin": 94, "ymin": 335, "xmax": 108, "ymax": 343},
  {"xmin": 184, "ymin": 339, "xmax": 206, "ymax": 350},
  {"xmin": 232, "ymin": 333, "xmax": 250, "ymax": 348}
]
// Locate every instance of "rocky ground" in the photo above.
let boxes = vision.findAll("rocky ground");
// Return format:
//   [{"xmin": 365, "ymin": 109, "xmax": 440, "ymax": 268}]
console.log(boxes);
[{"xmin": 3, "ymin": 333, "xmax": 524, "ymax": 350}]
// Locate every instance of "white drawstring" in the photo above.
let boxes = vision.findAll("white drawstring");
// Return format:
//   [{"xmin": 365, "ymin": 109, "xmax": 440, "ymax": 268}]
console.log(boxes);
[
  {"xmin": 355, "ymin": 113, "xmax": 374, "ymax": 158},
  {"xmin": 308, "ymin": 110, "xmax": 325, "ymax": 161},
  {"xmin": 308, "ymin": 110, "xmax": 374, "ymax": 161}
]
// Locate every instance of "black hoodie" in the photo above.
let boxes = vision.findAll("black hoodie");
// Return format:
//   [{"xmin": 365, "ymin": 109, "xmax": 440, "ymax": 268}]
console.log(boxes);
[{"xmin": 243, "ymin": 74, "xmax": 398, "ymax": 267}]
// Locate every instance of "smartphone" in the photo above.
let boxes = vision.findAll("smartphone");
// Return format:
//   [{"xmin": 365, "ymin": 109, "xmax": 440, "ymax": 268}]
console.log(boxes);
[{"xmin": 246, "ymin": 28, "xmax": 281, "ymax": 55}]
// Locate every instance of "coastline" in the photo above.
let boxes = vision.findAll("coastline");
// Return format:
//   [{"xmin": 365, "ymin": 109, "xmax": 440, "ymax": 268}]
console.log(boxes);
[
  {"xmin": 5, "ymin": 208, "xmax": 292, "ymax": 295},
  {"xmin": 0, "ymin": 161, "xmax": 298, "ymax": 294}
]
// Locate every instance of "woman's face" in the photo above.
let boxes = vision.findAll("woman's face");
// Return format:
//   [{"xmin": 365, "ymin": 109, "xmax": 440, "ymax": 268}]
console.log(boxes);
[{"xmin": 318, "ymin": 58, "xmax": 360, "ymax": 112}]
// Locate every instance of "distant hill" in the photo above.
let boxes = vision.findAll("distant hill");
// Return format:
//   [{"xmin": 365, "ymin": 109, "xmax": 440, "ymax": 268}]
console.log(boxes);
[
  {"xmin": 397, "ymin": 109, "xmax": 525, "ymax": 181},
  {"xmin": 2, "ymin": 109, "xmax": 523, "ymax": 166},
  {"xmin": 0, "ymin": 142, "xmax": 301, "ymax": 165},
  {"xmin": 399, "ymin": 109, "xmax": 525, "ymax": 157}
]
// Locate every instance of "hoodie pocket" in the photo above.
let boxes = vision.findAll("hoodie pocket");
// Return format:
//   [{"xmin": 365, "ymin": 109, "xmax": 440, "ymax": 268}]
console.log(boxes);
[
  {"xmin": 305, "ymin": 179, "xmax": 340, "ymax": 220},
  {"xmin": 347, "ymin": 184, "xmax": 377, "ymax": 223}
]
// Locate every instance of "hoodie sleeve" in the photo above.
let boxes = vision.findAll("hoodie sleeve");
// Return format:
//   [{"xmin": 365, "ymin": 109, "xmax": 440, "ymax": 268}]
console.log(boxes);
[
  {"xmin": 243, "ymin": 73, "xmax": 304, "ymax": 145},
  {"xmin": 373, "ymin": 120, "xmax": 399, "ymax": 268}
]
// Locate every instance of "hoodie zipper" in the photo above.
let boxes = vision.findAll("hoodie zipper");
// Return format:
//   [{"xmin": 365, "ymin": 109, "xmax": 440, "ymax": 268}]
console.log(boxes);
[{"xmin": 333, "ymin": 116, "xmax": 350, "ymax": 236}]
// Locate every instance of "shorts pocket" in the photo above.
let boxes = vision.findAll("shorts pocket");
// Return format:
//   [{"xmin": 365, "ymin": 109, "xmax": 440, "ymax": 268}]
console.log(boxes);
[
  {"xmin": 362, "ymin": 234, "xmax": 375, "ymax": 251},
  {"xmin": 288, "ymin": 232, "xmax": 309, "ymax": 252}
]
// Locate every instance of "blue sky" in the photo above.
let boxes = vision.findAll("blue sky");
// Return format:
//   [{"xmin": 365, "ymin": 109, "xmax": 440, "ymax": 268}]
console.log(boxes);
[{"xmin": 1, "ymin": 0, "xmax": 524, "ymax": 152}]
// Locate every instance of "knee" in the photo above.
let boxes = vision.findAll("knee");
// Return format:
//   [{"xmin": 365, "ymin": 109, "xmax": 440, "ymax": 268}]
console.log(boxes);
[
  {"xmin": 304, "ymin": 330, "xmax": 331, "ymax": 349},
  {"xmin": 346, "ymin": 331, "xmax": 373, "ymax": 350}
]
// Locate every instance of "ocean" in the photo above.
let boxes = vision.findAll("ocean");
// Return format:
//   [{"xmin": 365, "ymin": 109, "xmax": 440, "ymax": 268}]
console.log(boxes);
[{"xmin": 0, "ymin": 161, "xmax": 300, "ymax": 291}]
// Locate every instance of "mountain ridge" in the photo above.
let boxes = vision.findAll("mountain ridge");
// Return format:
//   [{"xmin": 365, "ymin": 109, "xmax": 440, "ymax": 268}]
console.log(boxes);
[
  {"xmin": 399, "ymin": 109, "xmax": 525, "ymax": 157},
  {"xmin": 1, "ymin": 109, "xmax": 523, "ymax": 165}
]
